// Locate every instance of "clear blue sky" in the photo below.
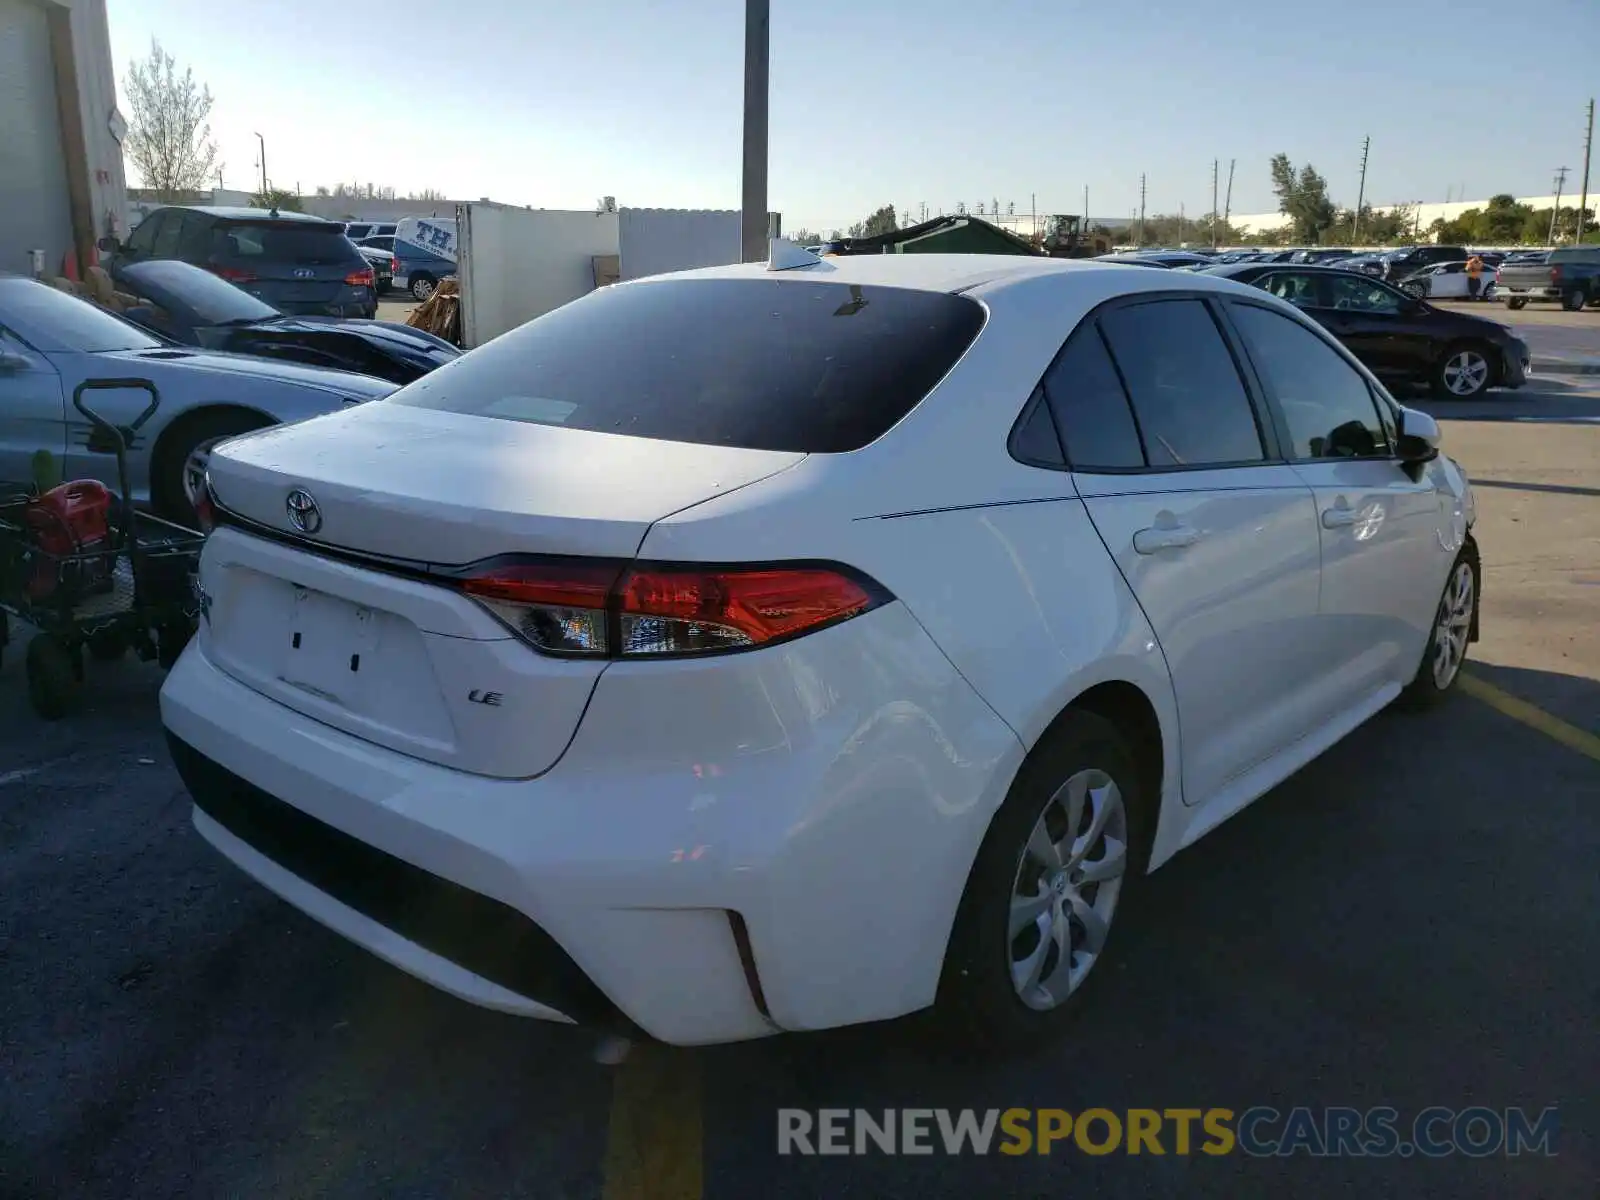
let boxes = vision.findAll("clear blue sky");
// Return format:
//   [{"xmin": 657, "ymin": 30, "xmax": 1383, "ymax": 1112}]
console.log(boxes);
[{"xmin": 110, "ymin": 0, "xmax": 1600, "ymax": 232}]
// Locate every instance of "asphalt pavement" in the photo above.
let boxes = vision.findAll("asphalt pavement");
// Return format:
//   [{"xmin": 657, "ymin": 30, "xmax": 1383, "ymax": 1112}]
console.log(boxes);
[{"xmin": 2, "ymin": 309, "xmax": 1597, "ymax": 1200}]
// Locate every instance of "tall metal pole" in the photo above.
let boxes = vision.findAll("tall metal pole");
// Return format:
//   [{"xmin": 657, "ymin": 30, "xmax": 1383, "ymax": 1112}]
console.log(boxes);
[
  {"xmin": 1353, "ymin": 135, "xmax": 1370, "ymax": 244},
  {"xmin": 1211, "ymin": 159, "xmax": 1219, "ymax": 248},
  {"xmin": 1578, "ymin": 99, "xmax": 1594, "ymax": 243},
  {"xmin": 1223, "ymin": 159, "xmax": 1235, "ymax": 231},
  {"xmin": 1137, "ymin": 174, "xmax": 1146, "ymax": 246},
  {"xmin": 1549, "ymin": 167, "xmax": 1569, "ymax": 245},
  {"xmin": 253, "ymin": 131, "xmax": 266, "ymax": 195},
  {"xmin": 1083, "ymin": 184, "xmax": 1089, "ymax": 231},
  {"xmin": 739, "ymin": 0, "xmax": 770, "ymax": 262}
]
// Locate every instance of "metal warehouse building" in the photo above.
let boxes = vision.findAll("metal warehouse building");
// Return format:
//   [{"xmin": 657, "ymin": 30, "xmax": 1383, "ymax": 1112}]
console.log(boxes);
[{"xmin": 0, "ymin": 0, "xmax": 126, "ymax": 278}]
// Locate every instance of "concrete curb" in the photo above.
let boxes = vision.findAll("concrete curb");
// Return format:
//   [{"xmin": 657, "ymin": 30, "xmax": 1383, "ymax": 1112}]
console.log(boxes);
[{"xmin": 1534, "ymin": 359, "xmax": 1600, "ymax": 376}]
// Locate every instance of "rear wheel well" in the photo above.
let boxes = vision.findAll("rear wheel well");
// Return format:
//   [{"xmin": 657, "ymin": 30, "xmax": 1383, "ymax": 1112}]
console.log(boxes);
[{"xmin": 1056, "ymin": 682, "xmax": 1164, "ymax": 830}]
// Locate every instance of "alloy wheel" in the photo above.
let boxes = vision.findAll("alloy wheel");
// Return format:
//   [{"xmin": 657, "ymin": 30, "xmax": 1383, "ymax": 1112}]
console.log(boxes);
[
  {"xmin": 182, "ymin": 440, "xmax": 218, "ymax": 506},
  {"xmin": 1431, "ymin": 561, "xmax": 1475, "ymax": 689},
  {"xmin": 1442, "ymin": 351, "xmax": 1489, "ymax": 397},
  {"xmin": 1009, "ymin": 768, "xmax": 1128, "ymax": 1011}
]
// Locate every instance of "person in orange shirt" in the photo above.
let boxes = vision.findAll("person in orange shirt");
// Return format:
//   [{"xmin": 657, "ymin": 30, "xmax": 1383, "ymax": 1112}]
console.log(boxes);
[{"xmin": 1465, "ymin": 254, "xmax": 1485, "ymax": 300}]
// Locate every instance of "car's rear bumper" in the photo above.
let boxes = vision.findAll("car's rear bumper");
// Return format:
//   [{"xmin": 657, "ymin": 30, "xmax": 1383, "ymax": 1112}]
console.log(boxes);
[
  {"xmin": 159, "ymin": 604, "xmax": 1022, "ymax": 1044},
  {"xmin": 1500, "ymin": 286, "xmax": 1562, "ymax": 301}
]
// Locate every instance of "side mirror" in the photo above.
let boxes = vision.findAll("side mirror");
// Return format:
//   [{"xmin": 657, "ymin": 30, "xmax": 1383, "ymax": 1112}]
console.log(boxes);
[
  {"xmin": 1395, "ymin": 406, "xmax": 1440, "ymax": 464},
  {"xmin": 0, "ymin": 350, "xmax": 30, "ymax": 374},
  {"xmin": 97, "ymin": 235, "xmax": 122, "ymax": 255}
]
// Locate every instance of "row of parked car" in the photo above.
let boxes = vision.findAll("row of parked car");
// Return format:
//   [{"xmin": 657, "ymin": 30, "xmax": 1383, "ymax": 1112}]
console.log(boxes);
[
  {"xmin": 1, "ymin": 235, "xmax": 461, "ymax": 527},
  {"xmin": 1097, "ymin": 243, "xmax": 1600, "ymax": 310}
]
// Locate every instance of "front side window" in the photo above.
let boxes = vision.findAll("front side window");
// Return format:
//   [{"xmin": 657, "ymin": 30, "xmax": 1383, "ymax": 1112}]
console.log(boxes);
[
  {"xmin": 1228, "ymin": 303, "xmax": 1391, "ymax": 460},
  {"xmin": 125, "ymin": 212, "xmax": 163, "ymax": 257},
  {"xmin": 1096, "ymin": 299, "xmax": 1266, "ymax": 468},
  {"xmin": 152, "ymin": 212, "xmax": 185, "ymax": 257}
]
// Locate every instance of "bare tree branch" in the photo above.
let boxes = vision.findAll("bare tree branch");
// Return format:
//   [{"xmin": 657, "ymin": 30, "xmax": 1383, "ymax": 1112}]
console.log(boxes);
[{"xmin": 123, "ymin": 39, "xmax": 219, "ymax": 200}]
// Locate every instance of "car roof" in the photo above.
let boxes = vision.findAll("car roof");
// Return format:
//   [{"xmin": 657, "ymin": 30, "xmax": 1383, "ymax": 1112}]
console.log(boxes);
[
  {"xmin": 160, "ymin": 205, "xmax": 336, "ymax": 224},
  {"xmin": 623, "ymin": 252, "xmax": 1273, "ymax": 307}
]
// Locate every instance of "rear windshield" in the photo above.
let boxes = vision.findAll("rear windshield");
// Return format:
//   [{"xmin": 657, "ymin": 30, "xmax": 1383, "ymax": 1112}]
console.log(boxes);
[
  {"xmin": 389, "ymin": 278, "xmax": 986, "ymax": 452},
  {"xmin": 213, "ymin": 222, "xmax": 360, "ymax": 264}
]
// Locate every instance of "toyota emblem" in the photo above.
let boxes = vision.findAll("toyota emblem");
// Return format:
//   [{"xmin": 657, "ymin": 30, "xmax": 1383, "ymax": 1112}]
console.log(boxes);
[{"xmin": 285, "ymin": 488, "xmax": 322, "ymax": 534}]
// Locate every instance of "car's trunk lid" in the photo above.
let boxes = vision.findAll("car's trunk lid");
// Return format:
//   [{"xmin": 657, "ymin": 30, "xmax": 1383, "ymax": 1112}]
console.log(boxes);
[{"xmin": 199, "ymin": 404, "xmax": 804, "ymax": 777}]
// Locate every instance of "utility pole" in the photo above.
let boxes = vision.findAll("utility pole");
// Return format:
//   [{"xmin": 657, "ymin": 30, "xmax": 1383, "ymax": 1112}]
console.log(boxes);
[
  {"xmin": 1137, "ymin": 174, "xmax": 1146, "ymax": 246},
  {"xmin": 739, "ymin": 0, "xmax": 770, "ymax": 263},
  {"xmin": 1353, "ymin": 135, "xmax": 1371, "ymax": 244},
  {"xmin": 1549, "ymin": 166, "xmax": 1569, "ymax": 245},
  {"xmin": 1179, "ymin": 202, "xmax": 1185, "ymax": 245},
  {"xmin": 253, "ymin": 131, "xmax": 266, "ymax": 195},
  {"xmin": 1031, "ymin": 192, "xmax": 1036, "ymax": 240},
  {"xmin": 1223, "ymin": 158, "xmax": 1235, "ymax": 231},
  {"xmin": 1578, "ymin": 98, "xmax": 1594, "ymax": 243},
  {"xmin": 1083, "ymin": 185, "xmax": 1089, "ymax": 231},
  {"xmin": 1211, "ymin": 159, "xmax": 1219, "ymax": 248}
]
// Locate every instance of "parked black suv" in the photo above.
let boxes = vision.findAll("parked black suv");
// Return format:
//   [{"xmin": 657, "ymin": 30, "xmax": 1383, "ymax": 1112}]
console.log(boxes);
[
  {"xmin": 102, "ymin": 207, "xmax": 377, "ymax": 318},
  {"xmin": 1375, "ymin": 245, "xmax": 1469, "ymax": 283}
]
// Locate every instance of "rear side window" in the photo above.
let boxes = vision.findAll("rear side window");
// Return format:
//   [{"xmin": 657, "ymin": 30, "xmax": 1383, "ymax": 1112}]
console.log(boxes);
[
  {"xmin": 1549, "ymin": 247, "xmax": 1600, "ymax": 264},
  {"xmin": 389, "ymin": 278, "xmax": 985, "ymax": 453},
  {"xmin": 1097, "ymin": 299, "xmax": 1265, "ymax": 467},
  {"xmin": 213, "ymin": 222, "xmax": 360, "ymax": 264},
  {"xmin": 1039, "ymin": 325, "xmax": 1145, "ymax": 469}
]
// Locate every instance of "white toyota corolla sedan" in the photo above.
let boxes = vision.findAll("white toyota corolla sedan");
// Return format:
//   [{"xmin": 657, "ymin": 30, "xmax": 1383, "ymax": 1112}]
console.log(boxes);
[{"xmin": 161, "ymin": 248, "xmax": 1480, "ymax": 1047}]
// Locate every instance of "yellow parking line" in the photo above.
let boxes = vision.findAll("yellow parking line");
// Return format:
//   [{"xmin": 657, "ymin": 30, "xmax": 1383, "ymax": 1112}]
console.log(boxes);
[
  {"xmin": 602, "ymin": 1045, "xmax": 703, "ymax": 1200},
  {"xmin": 1459, "ymin": 672, "xmax": 1600, "ymax": 763}
]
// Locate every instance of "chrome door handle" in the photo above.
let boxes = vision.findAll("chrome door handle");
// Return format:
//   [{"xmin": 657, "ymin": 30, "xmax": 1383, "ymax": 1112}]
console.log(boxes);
[
  {"xmin": 1133, "ymin": 525, "xmax": 1202, "ymax": 554},
  {"xmin": 1321, "ymin": 505, "xmax": 1359, "ymax": 529}
]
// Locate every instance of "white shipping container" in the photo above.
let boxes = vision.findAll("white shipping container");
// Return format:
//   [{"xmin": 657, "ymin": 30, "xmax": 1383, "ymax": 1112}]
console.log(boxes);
[
  {"xmin": 457, "ymin": 204, "xmax": 619, "ymax": 347},
  {"xmin": 617, "ymin": 208, "xmax": 743, "ymax": 281}
]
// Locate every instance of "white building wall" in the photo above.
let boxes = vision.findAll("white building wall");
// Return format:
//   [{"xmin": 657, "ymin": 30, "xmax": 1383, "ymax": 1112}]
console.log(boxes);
[{"xmin": 1232, "ymin": 193, "xmax": 1589, "ymax": 237}]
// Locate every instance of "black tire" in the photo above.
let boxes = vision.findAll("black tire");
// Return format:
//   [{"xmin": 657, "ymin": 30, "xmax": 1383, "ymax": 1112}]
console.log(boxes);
[
  {"xmin": 409, "ymin": 273, "xmax": 437, "ymax": 302},
  {"xmin": 152, "ymin": 409, "xmax": 273, "ymax": 526},
  {"xmin": 1561, "ymin": 289, "xmax": 1586, "ymax": 312},
  {"xmin": 938, "ymin": 711, "xmax": 1149, "ymax": 1049},
  {"xmin": 87, "ymin": 629, "xmax": 128, "ymax": 662},
  {"xmin": 26, "ymin": 634, "xmax": 84, "ymax": 720},
  {"xmin": 1505, "ymin": 297, "xmax": 1527, "ymax": 310},
  {"xmin": 1431, "ymin": 341, "xmax": 1495, "ymax": 400},
  {"xmin": 1398, "ymin": 545, "xmax": 1479, "ymax": 711}
]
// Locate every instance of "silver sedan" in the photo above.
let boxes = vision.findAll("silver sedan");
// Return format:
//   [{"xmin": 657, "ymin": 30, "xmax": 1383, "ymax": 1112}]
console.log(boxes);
[{"xmin": 0, "ymin": 275, "xmax": 394, "ymax": 524}]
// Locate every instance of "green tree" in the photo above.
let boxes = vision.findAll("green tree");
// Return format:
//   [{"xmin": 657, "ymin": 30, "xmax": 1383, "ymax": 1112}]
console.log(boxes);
[
  {"xmin": 786, "ymin": 228, "xmax": 823, "ymax": 245},
  {"xmin": 122, "ymin": 39, "xmax": 219, "ymax": 200},
  {"xmin": 1269, "ymin": 153, "xmax": 1337, "ymax": 243},
  {"xmin": 848, "ymin": 205, "xmax": 898, "ymax": 238},
  {"xmin": 248, "ymin": 187, "xmax": 302, "ymax": 212}
]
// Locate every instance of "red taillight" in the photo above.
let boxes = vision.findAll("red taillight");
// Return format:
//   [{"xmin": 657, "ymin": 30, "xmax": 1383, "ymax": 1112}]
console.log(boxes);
[
  {"xmin": 457, "ymin": 559, "xmax": 885, "ymax": 657},
  {"xmin": 345, "ymin": 266, "xmax": 375, "ymax": 287},
  {"xmin": 211, "ymin": 266, "xmax": 257, "ymax": 283},
  {"xmin": 1550, "ymin": 264, "xmax": 1563, "ymax": 284}
]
